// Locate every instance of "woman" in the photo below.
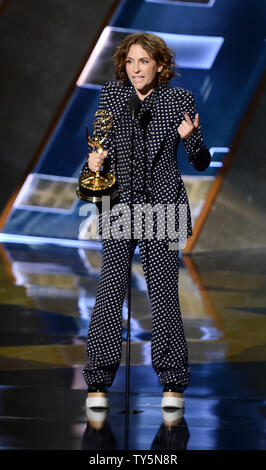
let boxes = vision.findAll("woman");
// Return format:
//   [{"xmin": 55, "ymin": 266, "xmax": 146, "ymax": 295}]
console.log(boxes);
[{"xmin": 82, "ymin": 32, "xmax": 211, "ymax": 409}]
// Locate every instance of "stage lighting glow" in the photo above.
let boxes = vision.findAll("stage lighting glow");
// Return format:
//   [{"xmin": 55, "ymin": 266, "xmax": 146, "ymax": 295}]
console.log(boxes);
[
  {"xmin": 209, "ymin": 147, "xmax": 229, "ymax": 167},
  {"xmin": 77, "ymin": 26, "xmax": 224, "ymax": 86},
  {"xmin": 77, "ymin": 27, "xmax": 111, "ymax": 86},
  {"xmin": 0, "ymin": 233, "xmax": 102, "ymax": 249},
  {"xmin": 145, "ymin": 0, "xmax": 216, "ymax": 7},
  {"xmin": 13, "ymin": 173, "xmax": 79, "ymax": 213},
  {"xmin": 210, "ymin": 162, "xmax": 223, "ymax": 167},
  {"xmin": 209, "ymin": 147, "xmax": 230, "ymax": 157},
  {"xmin": 0, "ymin": 233, "xmax": 141, "ymax": 254}
]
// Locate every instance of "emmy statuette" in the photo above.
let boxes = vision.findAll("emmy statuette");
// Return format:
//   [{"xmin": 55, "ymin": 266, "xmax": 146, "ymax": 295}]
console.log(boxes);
[{"xmin": 76, "ymin": 109, "xmax": 118, "ymax": 205}]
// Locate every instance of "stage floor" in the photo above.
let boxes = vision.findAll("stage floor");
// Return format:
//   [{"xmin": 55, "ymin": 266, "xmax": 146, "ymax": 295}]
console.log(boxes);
[{"xmin": 0, "ymin": 242, "xmax": 265, "ymax": 450}]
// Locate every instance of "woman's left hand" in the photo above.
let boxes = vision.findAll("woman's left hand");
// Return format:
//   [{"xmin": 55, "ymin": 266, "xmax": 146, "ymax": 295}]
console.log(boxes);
[{"xmin": 177, "ymin": 112, "xmax": 199, "ymax": 139}]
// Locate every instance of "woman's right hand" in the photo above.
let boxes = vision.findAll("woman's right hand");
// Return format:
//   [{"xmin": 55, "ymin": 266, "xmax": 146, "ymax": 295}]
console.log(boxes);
[{"xmin": 88, "ymin": 150, "xmax": 108, "ymax": 172}]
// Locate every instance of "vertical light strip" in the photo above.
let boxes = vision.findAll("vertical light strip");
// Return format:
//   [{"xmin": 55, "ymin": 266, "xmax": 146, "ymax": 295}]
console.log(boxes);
[{"xmin": 76, "ymin": 27, "xmax": 111, "ymax": 86}]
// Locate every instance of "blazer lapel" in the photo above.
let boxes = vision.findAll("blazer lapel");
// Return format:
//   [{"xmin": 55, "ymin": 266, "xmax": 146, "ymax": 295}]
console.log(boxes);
[
  {"xmin": 146, "ymin": 85, "xmax": 181, "ymax": 174},
  {"xmin": 111, "ymin": 83, "xmax": 181, "ymax": 188}
]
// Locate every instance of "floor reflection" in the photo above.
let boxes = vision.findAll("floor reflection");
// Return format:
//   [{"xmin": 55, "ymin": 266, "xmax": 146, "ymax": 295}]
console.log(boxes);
[{"xmin": 82, "ymin": 408, "xmax": 189, "ymax": 451}]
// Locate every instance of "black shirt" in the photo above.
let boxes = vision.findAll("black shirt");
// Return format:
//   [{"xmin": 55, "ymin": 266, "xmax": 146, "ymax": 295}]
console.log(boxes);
[{"xmin": 130, "ymin": 88, "xmax": 158, "ymax": 203}]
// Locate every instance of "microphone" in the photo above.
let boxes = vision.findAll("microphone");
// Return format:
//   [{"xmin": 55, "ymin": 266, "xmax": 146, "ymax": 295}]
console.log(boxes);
[
  {"xmin": 140, "ymin": 110, "xmax": 152, "ymax": 135},
  {"xmin": 129, "ymin": 94, "xmax": 140, "ymax": 120}
]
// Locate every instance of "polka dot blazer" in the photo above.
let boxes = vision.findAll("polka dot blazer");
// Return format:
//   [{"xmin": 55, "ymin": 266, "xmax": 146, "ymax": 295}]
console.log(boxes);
[{"xmin": 85, "ymin": 80, "xmax": 211, "ymax": 245}]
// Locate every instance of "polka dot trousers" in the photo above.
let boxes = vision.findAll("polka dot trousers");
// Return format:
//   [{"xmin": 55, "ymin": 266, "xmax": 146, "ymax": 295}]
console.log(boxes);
[{"xmin": 82, "ymin": 235, "xmax": 191, "ymax": 391}]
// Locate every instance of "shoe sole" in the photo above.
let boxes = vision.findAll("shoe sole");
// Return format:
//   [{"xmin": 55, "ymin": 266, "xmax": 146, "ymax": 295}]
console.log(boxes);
[
  {"xmin": 161, "ymin": 392, "xmax": 185, "ymax": 409},
  {"xmin": 86, "ymin": 392, "xmax": 109, "ymax": 409}
]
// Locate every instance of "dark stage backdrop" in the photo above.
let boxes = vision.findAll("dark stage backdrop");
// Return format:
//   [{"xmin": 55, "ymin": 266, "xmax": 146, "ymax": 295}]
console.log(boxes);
[{"xmin": 0, "ymin": 0, "xmax": 115, "ymax": 213}]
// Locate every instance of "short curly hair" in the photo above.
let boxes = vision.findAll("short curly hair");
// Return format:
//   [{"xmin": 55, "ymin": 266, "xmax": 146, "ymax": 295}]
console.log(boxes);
[{"xmin": 113, "ymin": 32, "xmax": 176, "ymax": 86}]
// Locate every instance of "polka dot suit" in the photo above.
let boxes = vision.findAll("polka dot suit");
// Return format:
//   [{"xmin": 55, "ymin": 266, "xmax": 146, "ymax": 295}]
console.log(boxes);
[{"xmin": 82, "ymin": 81, "xmax": 211, "ymax": 390}]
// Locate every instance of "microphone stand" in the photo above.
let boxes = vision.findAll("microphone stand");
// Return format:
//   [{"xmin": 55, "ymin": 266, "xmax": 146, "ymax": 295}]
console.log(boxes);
[
  {"xmin": 123, "ymin": 92, "xmax": 154, "ymax": 449},
  {"xmin": 124, "ymin": 96, "xmax": 140, "ymax": 450}
]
